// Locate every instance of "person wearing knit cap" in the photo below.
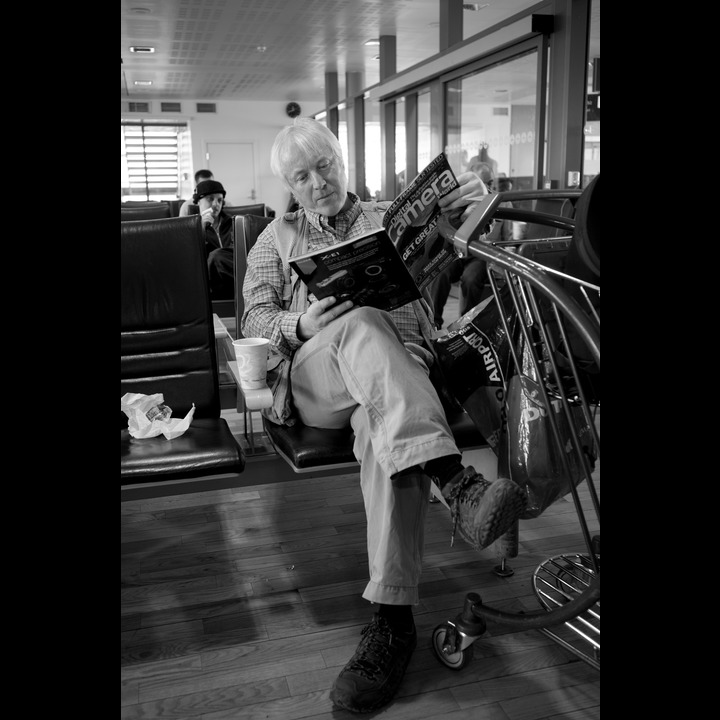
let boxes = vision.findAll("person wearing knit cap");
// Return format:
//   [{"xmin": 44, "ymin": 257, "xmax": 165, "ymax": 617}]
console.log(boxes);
[
  {"xmin": 179, "ymin": 169, "xmax": 214, "ymax": 216},
  {"xmin": 193, "ymin": 179, "xmax": 235, "ymax": 299},
  {"xmin": 179, "ymin": 169, "xmax": 235, "ymax": 216},
  {"xmin": 193, "ymin": 179, "xmax": 227, "ymax": 218}
]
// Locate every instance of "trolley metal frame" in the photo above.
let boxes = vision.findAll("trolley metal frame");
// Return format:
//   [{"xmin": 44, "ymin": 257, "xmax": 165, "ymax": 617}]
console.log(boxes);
[{"xmin": 432, "ymin": 189, "xmax": 600, "ymax": 671}]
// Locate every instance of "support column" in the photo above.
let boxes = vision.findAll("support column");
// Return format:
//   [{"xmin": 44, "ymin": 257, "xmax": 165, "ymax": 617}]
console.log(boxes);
[
  {"xmin": 325, "ymin": 71, "xmax": 339, "ymax": 137},
  {"xmin": 346, "ymin": 71, "xmax": 365, "ymax": 197},
  {"xmin": 439, "ymin": 0, "xmax": 463, "ymax": 51},
  {"xmin": 379, "ymin": 35, "xmax": 396, "ymax": 200},
  {"xmin": 546, "ymin": 0, "xmax": 590, "ymax": 187}
]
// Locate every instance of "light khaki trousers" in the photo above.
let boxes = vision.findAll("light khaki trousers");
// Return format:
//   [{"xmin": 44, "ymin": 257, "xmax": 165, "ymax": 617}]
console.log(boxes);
[{"xmin": 291, "ymin": 307, "xmax": 459, "ymax": 605}]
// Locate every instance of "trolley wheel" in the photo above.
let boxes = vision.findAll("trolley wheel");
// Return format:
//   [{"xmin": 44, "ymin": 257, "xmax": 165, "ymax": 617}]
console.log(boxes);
[{"xmin": 431, "ymin": 623, "xmax": 474, "ymax": 670}]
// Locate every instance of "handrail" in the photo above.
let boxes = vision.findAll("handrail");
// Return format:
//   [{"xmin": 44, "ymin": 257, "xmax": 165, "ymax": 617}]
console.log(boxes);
[
  {"xmin": 438, "ymin": 188, "xmax": 582, "ymax": 253},
  {"xmin": 492, "ymin": 208, "xmax": 575, "ymax": 233}
]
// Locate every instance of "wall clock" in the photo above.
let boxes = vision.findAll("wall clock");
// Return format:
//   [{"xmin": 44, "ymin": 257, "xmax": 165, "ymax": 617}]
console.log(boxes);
[{"xmin": 286, "ymin": 102, "xmax": 302, "ymax": 118}]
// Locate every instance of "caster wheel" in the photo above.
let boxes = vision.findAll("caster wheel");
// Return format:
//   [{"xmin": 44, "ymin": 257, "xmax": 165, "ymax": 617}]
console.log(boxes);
[{"xmin": 431, "ymin": 623, "xmax": 474, "ymax": 670}]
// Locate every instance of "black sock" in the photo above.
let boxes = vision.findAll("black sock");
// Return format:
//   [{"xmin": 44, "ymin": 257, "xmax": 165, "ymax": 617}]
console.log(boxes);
[
  {"xmin": 424, "ymin": 454, "xmax": 464, "ymax": 491},
  {"xmin": 377, "ymin": 604, "xmax": 414, "ymax": 633}
]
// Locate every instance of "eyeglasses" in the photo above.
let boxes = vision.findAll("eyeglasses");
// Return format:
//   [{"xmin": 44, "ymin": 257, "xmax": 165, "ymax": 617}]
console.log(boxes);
[{"xmin": 290, "ymin": 157, "xmax": 335, "ymax": 189}]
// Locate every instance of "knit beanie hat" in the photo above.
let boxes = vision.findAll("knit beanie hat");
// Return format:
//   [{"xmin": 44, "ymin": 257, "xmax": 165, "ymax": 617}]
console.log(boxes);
[{"xmin": 192, "ymin": 180, "xmax": 226, "ymax": 204}]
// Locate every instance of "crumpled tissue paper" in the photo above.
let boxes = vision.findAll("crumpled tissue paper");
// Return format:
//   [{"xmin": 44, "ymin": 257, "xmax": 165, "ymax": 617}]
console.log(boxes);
[{"xmin": 121, "ymin": 392, "xmax": 195, "ymax": 440}]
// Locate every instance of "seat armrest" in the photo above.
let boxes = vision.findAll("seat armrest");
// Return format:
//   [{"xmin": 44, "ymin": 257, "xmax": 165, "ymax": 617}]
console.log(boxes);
[{"xmin": 226, "ymin": 359, "xmax": 274, "ymax": 410}]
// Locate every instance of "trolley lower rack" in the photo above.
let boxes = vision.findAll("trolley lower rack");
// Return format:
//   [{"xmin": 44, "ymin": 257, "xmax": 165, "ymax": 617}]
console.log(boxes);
[{"xmin": 532, "ymin": 548, "xmax": 600, "ymax": 670}]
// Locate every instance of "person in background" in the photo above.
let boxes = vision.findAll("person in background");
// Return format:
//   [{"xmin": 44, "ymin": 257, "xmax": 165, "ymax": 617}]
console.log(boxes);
[
  {"xmin": 467, "ymin": 145, "xmax": 499, "ymax": 179},
  {"xmin": 241, "ymin": 117, "xmax": 526, "ymax": 714},
  {"xmin": 179, "ymin": 169, "xmax": 215, "ymax": 217},
  {"xmin": 496, "ymin": 175, "xmax": 512, "ymax": 193},
  {"xmin": 180, "ymin": 169, "xmax": 236, "ymax": 216},
  {"xmin": 486, "ymin": 176, "xmax": 515, "ymax": 240},
  {"xmin": 193, "ymin": 179, "xmax": 235, "ymax": 298}
]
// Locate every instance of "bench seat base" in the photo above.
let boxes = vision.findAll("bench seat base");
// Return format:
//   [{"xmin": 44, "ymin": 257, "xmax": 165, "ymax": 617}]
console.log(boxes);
[{"xmin": 262, "ymin": 407, "xmax": 487, "ymax": 473}]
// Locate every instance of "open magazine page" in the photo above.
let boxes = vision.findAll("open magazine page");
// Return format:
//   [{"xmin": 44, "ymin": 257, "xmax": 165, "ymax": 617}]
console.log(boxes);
[
  {"xmin": 382, "ymin": 152, "xmax": 460, "ymax": 291},
  {"xmin": 289, "ymin": 230, "xmax": 421, "ymax": 312}
]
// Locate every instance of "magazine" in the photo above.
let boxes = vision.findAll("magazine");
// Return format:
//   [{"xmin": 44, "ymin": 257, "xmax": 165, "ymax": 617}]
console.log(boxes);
[
  {"xmin": 289, "ymin": 152, "xmax": 461, "ymax": 312},
  {"xmin": 290, "ymin": 229, "xmax": 422, "ymax": 312},
  {"xmin": 382, "ymin": 152, "xmax": 460, "ymax": 291}
]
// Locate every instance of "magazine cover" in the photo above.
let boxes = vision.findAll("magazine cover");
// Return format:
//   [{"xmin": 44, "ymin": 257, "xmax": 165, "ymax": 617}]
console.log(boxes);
[
  {"xmin": 382, "ymin": 152, "xmax": 460, "ymax": 291},
  {"xmin": 289, "ymin": 229, "xmax": 421, "ymax": 312}
]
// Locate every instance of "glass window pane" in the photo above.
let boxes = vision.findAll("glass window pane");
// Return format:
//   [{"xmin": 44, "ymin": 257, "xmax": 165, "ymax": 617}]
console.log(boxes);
[
  {"xmin": 417, "ymin": 89, "xmax": 432, "ymax": 174},
  {"xmin": 395, "ymin": 97, "xmax": 406, "ymax": 196},
  {"xmin": 337, "ymin": 103, "xmax": 349, "ymax": 182},
  {"xmin": 364, "ymin": 96, "xmax": 381, "ymax": 201},
  {"xmin": 445, "ymin": 50, "xmax": 538, "ymax": 191},
  {"xmin": 583, "ymin": 0, "xmax": 600, "ymax": 185},
  {"xmin": 121, "ymin": 121, "xmax": 189, "ymax": 202}
]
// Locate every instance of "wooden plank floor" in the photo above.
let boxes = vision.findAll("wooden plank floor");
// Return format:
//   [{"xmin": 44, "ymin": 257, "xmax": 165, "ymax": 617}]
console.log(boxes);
[
  {"xmin": 123, "ymin": 293, "xmax": 599, "ymax": 718},
  {"xmin": 121, "ymin": 450, "xmax": 600, "ymax": 719}
]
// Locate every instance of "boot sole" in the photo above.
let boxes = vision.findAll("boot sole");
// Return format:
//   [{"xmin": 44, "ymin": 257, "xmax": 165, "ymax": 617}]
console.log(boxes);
[{"xmin": 459, "ymin": 478, "xmax": 526, "ymax": 549}]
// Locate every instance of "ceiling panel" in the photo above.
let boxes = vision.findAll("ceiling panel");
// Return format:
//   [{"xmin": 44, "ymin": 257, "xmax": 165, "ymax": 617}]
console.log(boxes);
[{"xmin": 121, "ymin": 0, "xmax": 598, "ymax": 104}]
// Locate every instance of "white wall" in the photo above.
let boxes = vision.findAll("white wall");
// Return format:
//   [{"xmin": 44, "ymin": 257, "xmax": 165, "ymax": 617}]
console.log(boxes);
[{"xmin": 132, "ymin": 98, "xmax": 324, "ymax": 216}]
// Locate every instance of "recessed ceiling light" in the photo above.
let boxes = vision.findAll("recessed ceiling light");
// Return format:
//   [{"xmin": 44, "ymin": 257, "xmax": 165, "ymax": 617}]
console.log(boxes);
[
  {"xmin": 256, "ymin": 45, "xmax": 267, "ymax": 52},
  {"xmin": 129, "ymin": 46, "xmax": 155, "ymax": 53},
  {"xmin": 364, "ymin": 39, "xmax": 380, "ymax": 46},
  {"xmin": 134, "ymin": 80, "xmax": 153, "ymax": 86}
]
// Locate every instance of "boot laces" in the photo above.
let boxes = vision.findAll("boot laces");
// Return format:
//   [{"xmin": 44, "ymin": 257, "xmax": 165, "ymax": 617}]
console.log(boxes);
[
  {"xmin": 444, "ymin": 468, "xmax": 489, "ymax": 547},
  {"xmin": 345, "ymin": 617, "xmax": 395, "ymax": 680}
]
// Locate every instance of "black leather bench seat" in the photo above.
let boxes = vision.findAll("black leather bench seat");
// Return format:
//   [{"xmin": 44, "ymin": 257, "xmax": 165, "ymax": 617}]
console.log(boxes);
[
  {"xmin": 122, "ymin": 418, "xmax": 244, "ymax": 483},
  {"xmin": 263, "ymin": 407, "xmax": 486, "ymax": 471}
]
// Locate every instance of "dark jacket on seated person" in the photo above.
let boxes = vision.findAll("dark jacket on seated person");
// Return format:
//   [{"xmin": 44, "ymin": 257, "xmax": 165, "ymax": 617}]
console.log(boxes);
[
  {"xmin": 204, "ymin": 210, "xmax": 234, "ymax": 254},
  {"xmin": 192, "ymin": 178, "xmax": 236, "ymax": 299},
  {"xmin": 205, "ymin": 211, "xmax": 234, "ymax": 299}
]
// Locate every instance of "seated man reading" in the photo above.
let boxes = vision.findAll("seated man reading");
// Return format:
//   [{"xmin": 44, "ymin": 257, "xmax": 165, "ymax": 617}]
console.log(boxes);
[{"xmin": 241, "ymin": 117, "xmax": 527, "ymax": 714}]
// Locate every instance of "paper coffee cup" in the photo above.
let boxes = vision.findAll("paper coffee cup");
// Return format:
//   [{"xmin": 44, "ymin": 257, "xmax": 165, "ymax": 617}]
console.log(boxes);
[{"xmin": 232, "ymin": 338, "xmax": 270, "ymax": 390}]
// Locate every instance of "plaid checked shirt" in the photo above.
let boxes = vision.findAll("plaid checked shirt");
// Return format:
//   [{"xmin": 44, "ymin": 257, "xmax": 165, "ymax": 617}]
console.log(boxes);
[{"xmin": 241, "ymin": 192, "xmax": 438, "ymax": 424}]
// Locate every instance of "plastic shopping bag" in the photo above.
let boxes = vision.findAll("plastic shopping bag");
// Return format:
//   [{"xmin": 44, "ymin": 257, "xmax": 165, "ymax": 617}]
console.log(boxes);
[
  {"xmin": 500, "ymin": 363, "xmax": 596, "ymax": 520},
  {"xmin": 433, "ymin": 287, "xmax": 515, "ymax": 451},
  {"xmin": 121, "ymin": 392, "xmax": 195, "ymax": 440}
]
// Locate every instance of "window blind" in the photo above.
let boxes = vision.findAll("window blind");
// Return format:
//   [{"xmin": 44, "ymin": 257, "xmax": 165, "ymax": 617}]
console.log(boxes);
[{"xmin": 121, "ymin": 121, "xmax": 187, "ymax": 201}]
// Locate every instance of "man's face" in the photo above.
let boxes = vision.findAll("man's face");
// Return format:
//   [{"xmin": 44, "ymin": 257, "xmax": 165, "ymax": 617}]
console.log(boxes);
[
  {"xmin": 198, "ymin": 193, "xmax": 224, "ymax": 218},
  {"xmin": 285, "ymin": 148, "xmax": 348, "ymax": 217}
]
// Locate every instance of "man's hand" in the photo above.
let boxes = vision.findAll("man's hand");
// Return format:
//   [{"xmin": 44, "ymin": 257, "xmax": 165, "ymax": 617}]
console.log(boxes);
[
  {"xmin": 200, "ymin": 207, "xmax": 215, "ymax": 227},
  {"xmin": 297, "ymin": 296, "xmax": 354, "ymax": 341},
  {"xmin": 438, "ymin": 171, "xmax": 490, "ymax": 221}
]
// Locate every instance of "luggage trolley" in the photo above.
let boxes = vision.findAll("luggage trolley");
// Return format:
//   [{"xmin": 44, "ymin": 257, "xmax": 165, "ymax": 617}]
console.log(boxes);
[{"xmin": 433, "ymin": 185, "xmax": 600, "ymax": 671}]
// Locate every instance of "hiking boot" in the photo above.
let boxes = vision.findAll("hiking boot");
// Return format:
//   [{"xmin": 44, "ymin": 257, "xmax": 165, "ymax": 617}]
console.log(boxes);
[
  {"xmin": 330, "ymin": 614, "xmax": 417, "ymax": 713},
  {"xmin": 442, "ymin": 467, "xmax": 527, "ymax": 549}
]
